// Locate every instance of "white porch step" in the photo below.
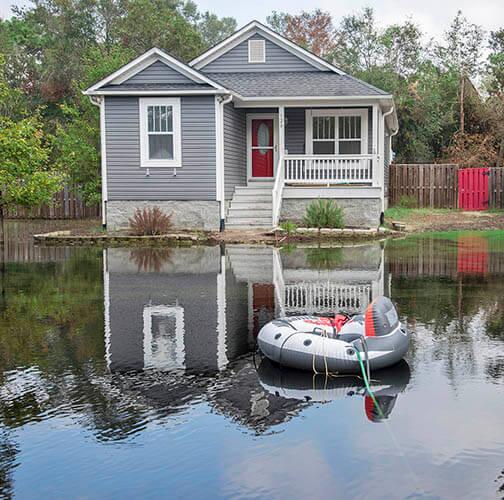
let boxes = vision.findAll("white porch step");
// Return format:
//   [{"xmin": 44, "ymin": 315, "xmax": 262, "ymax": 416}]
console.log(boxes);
[
  {"xmin": 226, "ymin": 183, "xmax": 274, "ymax": 228},
  {"xmin": 233, "ymin": 188, "xmax": 272, "ymax": 196},
  {"xmin": 228, "ymin": 208, "xmax": 272, "ymax": 217},
  {"xmin": 226, "ymin": 218, "xmax": 272, "ymax": 226},
  {"xmin": 229, "ymin": 201, "xmax": 272, "ymax": 210},
  {"xmin": 227, "ymin": 246, "xmax": 273, "ymax": 282}
]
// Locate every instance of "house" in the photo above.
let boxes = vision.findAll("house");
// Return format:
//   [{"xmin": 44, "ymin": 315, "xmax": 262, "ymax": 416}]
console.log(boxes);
[{"xmin": 84, "ymin": 20, "xmax": 399, "ymax": 230}]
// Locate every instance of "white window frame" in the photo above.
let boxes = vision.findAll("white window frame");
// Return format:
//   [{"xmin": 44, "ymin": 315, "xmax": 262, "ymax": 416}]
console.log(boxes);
[
  {"xmin": 139, "ymin": 97, "xmax": 182, "ymax": 168},
  {"xmin": 248, "ymin": 39, "xmax": 265, "ymax": 63},
  {"xmin": 143, "ymin": 304, "xmax": 185, "ymax": 371},
  {"xmin": 305, "ymin": 109, "xmax": 368, "ymax": 155}
]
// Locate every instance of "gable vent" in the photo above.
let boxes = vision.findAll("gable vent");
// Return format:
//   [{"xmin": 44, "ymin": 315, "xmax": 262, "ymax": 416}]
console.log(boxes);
[{"xmin": 248, "ymin": 39, "xmax": 265, "ymax": 63}]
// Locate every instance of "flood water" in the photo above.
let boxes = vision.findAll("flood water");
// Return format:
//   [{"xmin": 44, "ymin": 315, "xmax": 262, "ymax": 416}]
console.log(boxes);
[{"xmin": 0, "ymin": 222, "xmax": 503, "ymax": 499}]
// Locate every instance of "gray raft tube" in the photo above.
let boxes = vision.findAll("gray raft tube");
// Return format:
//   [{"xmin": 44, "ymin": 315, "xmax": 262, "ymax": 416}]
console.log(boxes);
[{"xmin": 257, "ymin": 296, "xmax": 410, "ymax": 374}]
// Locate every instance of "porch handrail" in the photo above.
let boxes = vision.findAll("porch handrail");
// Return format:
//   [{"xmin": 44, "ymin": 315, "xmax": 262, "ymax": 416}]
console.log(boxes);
[
  {"xmin": 272, "ymin": 152, "xmax": 285, "ymax": 227},
  {"xmin": 284, "ymin": 154, "xmax": 374, "ymax": 184}
]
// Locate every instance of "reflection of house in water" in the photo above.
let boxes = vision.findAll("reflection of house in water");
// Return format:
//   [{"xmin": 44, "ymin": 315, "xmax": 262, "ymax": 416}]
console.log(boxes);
[
  {"xmin": 105, "ymin": 243, "xmax": 385, "ymax": 372},
  {"xmin": 103, "ymin": 242, "xmax": 387, "ymax": 433},
  {"xmin": 227, "ymin": 243, "xmax": 385, "ymax": 336},
  {"xmin": 104, "ymin": 246, "xmax": 249, "ymax": 373}
]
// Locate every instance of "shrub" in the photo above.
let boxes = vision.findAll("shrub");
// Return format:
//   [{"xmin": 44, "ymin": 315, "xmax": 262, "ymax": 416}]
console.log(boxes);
[
  {"xmin": 128, "ymin": 206, "xmax": 173, "ymax": 235},
  {"xmin": 302, "ymin": 199, "xmax": 344, "ymax": 230},
  {"xmin": 397, "ymin": 195, "xmax": 418, "ymax": 209},
  {"xmin": 280, "ymin": 220, "xmax": 298, "ymax": 236}
]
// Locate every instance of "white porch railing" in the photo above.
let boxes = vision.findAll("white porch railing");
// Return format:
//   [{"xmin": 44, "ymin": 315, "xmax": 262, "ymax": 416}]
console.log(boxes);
[
  {"xmin": 284, "ymin": 154, "xmax": 373, "ymax": 184},
  {"xmin": 284, "ymin": 282, "xmax": 372, "ymax": 315}
]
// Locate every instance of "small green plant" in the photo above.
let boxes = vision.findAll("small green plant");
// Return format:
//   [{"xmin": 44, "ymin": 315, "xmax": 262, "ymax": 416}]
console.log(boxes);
[
  {"xmin": 128, "ymin": 206, "xmax": 173, "ymax": 235},
  {"xmin": 302, "ymin": 199, "xmax": 344, "ymax": 231},
  {"xmin": 280, "ymin": 220, "xmax": 298, "ymax": 237},
  {"xmin": 397, "ymin": 195, "xmax": 418, "ymax": 208}
]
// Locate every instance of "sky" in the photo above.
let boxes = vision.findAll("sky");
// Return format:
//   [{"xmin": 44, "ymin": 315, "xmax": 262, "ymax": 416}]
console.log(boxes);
[{"xmin": 1, "ymin": 0, "xmax": 503, "ymax": 41}]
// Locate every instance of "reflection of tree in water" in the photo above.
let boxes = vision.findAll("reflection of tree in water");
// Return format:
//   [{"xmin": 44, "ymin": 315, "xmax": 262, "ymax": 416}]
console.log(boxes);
[
  {"xmin": 305, "ymin": 246, "xmax": 343, "ymax": 270},
  {"xmin": 387, "ymin": 233, "xmax": 504, "ymax": 388},
  {"xmin": 0, "ymin": 429, "xmax": 17, "ymax": 499},
  {"xmin": 129, "ymin": 247, "xmax": 173, "ymax": 272}
]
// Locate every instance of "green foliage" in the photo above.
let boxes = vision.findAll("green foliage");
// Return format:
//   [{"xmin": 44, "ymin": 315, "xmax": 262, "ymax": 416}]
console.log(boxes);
[
  {"xmin": 128, "ymin": 206, "xmax": 173, "ymax": 235},
  {"xmin": 398, "ymin": 195, "xmax": 418, "ymax": 209},
  {"xmin": 0, "ymin": 58, "xmax": 63, "ymax": 212},
  {"xmin": 280, "ymin": 220, "xmax": 298, "ymax": 236},
  {"xmin": 302, "ymin": 200, "xmax": 344, "ymax": 229},
  {"xmin": 305, "ymin": 247, "xmax": 343, "ymax": 269},
  {"xmin": 0, "ymin": 114, "xmax": 63, "ymax": 211}
]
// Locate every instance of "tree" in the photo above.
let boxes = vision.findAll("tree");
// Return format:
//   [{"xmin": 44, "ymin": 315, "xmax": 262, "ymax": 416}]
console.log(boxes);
[
  {"xmin": 115, "ymin": 0, "xmax": 204, "ymax": 61},
  {"xmin": 0, "ymin": 58, "xmax": 63, "ymax": 235},
  {"xmin": 334, "ymin": 7, "xmax": 382, "ymax": 73},
  {"xmin": 53, "ymin": 45, "xmax": 135, "ymax": 205},
  {"xmin": 197, "ymin": 12, "xmax": 236, "ymax": 49},
  {"xmin": 486, "ymin": 29, "xmax": 504, "ymax": 96},
  {"xmin": 267, "ymin": 9, "xmax": 335, "ymax": 57},
  {"xmin": 485, "ymin": 29, "xmax": 504, "ymax": 166},
  {"xmin": 436, "ymin": 11, "xmax": 484, "ymax": 133},
  {"xmin": 381, "ymin": 21, "xmax": 423, "ymax": 77}
]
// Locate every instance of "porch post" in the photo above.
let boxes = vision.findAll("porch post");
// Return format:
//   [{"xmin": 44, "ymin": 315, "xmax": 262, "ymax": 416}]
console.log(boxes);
[
  {"xmin": 372, "ymin": 104, "xmax": 379, "ymax": 187},
  {"xmin": 278, "ymin": 105, "xmax": 285, "ymax": 159},
  {"xmin": 378, "ymin": 106, "xmax": 385, "ymax": 212}
]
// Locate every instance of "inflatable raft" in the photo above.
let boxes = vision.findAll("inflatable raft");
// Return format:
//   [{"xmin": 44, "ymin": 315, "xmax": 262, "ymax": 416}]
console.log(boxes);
[
  {"xmin": 257, "ymin": 296, "xmax": 409, "ymax": 373},
  {"xmin": 257, "ymin": 358, "xmax": 411, "ymax": 422}
]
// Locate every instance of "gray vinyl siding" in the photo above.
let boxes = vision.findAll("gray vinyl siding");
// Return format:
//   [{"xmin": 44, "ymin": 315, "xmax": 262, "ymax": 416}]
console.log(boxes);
[
  {"xmin": 105, "ymin": 96, "xmax": 216, "ymax": 200},
  {"xmin": 285, "ymin": 108, "xmax": 305, "ymax": 154},
  {"xmin": 202, "ymin": 35, "xmax": 321, "ymax": 73},
  {"xmin": 223, "ymin": 103, "xmax": 246, "ymax": 199},
  {"xmin": 123, "ymin": 60, "xmax": 194, "ymax": 85}
]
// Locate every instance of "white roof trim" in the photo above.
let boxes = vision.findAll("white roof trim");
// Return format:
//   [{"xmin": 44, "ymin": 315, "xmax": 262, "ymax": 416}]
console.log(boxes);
[
  {"xmin": 87, "ymin": 89, "xmax": 226, "ymax": 96},
  {"xmin": 234, "ymin": 94, "xmax": 394, "ymax": 102},
  {"xmin": 84, "ymin": 47, "xmax": 226, "ymax": 95},
  {"xmin": 189, "ymin": 20, "xmax": 346, "ymax": 75}
]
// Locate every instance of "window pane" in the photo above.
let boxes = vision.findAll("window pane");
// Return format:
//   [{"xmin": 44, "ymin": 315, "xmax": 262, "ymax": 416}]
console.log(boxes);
[
  {"xmin": 313, "ymin": 117, "xmax": 319, "ymax": 139},
  {"xmin": 149, "ymin": 135, "xmax": 174, "ymax": 159},
  {"xmin": 339, "ymin": 140, "xmax": 361, "ymax": 154},
  {"xmin": 148, "ymin": 107, "xmax": 154, "ymax": 132},
  {"xmin": 313, "ymin": 141, "xmax": 335, "ymax": 154},
  {"xmin": 160, "ymin": 106, "xmax": 167, "ymax": 132},
  {"xmin": 339, "ymin": 116, "xmax": 361, "ymax": 139}
]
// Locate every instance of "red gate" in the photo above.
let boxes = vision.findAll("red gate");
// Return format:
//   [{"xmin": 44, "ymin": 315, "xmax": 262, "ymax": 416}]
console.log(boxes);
[{"xmin": 458, "ymin": 168, "xmax": 489, "ymax": 210}]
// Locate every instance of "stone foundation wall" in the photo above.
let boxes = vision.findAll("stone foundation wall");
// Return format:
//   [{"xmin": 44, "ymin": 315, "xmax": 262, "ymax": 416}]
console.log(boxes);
[
  {"xmin": 107, "ymin": 201, "xmax": 220, "ymax": 231},
  {"xmin": 280, "ymin": 198, "xmax": 382, "ymax": 229}
]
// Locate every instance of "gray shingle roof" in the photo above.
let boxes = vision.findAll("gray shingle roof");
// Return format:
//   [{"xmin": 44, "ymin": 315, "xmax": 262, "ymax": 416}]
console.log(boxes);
[
  {"xmin": 208, "ymin": 71, "xmax": 389, "ymax": 97},
  {"xmin": 101, "ymin": 82, "xmax": 215, "ymax": 91}
]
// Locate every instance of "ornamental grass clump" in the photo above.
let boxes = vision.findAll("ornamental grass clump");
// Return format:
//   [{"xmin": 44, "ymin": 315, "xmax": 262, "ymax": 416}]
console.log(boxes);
[
  {"xmin": 302, "ymin": 200, "xmax": 344, "ymax": 232},
  {"xmin": 128, "ymin": 206, "xmax": 173, "ymax": 236}
]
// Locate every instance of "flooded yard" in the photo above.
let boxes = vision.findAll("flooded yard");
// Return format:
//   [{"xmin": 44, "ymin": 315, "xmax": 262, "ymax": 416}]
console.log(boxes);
[{"xmin": 0, "ymin": 222, "xmax": 503, "ymax": 499}]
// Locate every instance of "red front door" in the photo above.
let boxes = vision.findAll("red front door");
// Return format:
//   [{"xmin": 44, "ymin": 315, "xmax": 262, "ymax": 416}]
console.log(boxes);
[{"xmin": 251, "ymin": 118, "xmax": 274, "ymax": 177}]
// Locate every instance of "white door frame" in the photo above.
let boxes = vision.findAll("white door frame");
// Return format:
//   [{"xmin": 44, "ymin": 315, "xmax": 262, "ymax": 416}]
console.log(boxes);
[{"xmin": 246, "ymin": 113, "xmax": 279, "ymax": 181}]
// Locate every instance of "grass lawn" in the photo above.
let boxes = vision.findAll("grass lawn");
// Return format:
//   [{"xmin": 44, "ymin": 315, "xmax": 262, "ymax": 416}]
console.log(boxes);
[{"xmin": 384, "ymin": 207, "xmax": 504, "ymax": 232}]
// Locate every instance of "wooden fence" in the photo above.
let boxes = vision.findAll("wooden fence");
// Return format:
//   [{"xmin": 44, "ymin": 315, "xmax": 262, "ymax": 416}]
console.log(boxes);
[
  {"xmin": 389, "ymin": 164, "xmax": 504, "ymax": 209},
  {"xmin": 488, "ymin": 168, "xmax": 504, "ymax": 209},
  {"xmin": 5, "ymin": 187, "xmax": 100, "ymax": 219},
  {"xmin": 389, "ymin": 164, "xmax": 459, "ymax": 208}
]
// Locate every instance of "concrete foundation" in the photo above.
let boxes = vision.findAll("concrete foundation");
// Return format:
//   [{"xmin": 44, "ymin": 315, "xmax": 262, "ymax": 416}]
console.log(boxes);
[
  {"xmin": 107, "ymin": 200, "xmax": 221, "ymax": 231},
  {"xmin": 280, "ymin": 198, "xmax": 382, "ymax": 229}
]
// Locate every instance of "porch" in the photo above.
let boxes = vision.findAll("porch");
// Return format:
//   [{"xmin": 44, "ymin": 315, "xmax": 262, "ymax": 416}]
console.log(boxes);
[{"xmin": 223, "ymin": 102, "xmax": 392, "ymax": 228}]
